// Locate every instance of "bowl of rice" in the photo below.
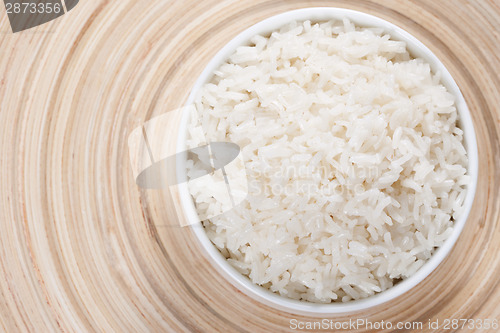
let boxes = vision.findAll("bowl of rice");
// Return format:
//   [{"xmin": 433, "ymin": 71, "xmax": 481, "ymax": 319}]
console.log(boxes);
[{"xmin": 177, "ymin": 7, "xmax": 478, "ymax": 314}]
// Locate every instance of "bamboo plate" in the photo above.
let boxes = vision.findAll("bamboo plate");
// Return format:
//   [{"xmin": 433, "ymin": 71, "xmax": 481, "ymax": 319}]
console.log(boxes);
[{"xmin": 0, "ymin": 0, "xmax": 499, "ymax": 332}]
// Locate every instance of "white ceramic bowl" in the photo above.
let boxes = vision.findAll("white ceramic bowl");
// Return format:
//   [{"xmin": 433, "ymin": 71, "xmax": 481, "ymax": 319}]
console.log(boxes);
[{"xmin": 177, "ymin": 7, "xmax": 478, "ymax": 315}]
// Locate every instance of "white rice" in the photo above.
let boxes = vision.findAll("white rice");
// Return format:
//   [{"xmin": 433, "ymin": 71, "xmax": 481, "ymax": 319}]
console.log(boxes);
[{"xmin": 187, "ymin": 19, "xmax": 469, "ymax": 303}]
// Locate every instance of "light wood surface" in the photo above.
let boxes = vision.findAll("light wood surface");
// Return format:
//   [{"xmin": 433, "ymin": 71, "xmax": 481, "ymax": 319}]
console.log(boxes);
[{"xmin": 0, "ymin": 0, "xmax": 499, "ymax": 332}]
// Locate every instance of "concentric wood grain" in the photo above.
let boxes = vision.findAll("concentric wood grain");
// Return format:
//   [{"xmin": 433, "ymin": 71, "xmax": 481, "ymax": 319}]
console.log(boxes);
[{"xmin": 0, "ymin": 0, "xmax": 499, "ymax": 332}]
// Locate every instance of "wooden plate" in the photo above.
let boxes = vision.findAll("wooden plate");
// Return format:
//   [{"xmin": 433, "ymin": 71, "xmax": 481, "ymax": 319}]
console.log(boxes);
[{"xmin": 0, "ymin": 0, "xmax": 499, "ymax": 331}]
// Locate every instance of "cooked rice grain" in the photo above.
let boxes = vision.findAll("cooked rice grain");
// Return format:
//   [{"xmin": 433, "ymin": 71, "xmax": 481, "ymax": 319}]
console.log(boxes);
[{"xmin": 187, "ymin": 19, "xmax": 469, "ymax": 303}]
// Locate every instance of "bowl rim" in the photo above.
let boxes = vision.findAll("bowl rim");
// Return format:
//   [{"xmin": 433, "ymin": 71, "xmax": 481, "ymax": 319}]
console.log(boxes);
[{"xmin": 176, "ymin": 7, "xmax": 479, "ymax": 315}]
